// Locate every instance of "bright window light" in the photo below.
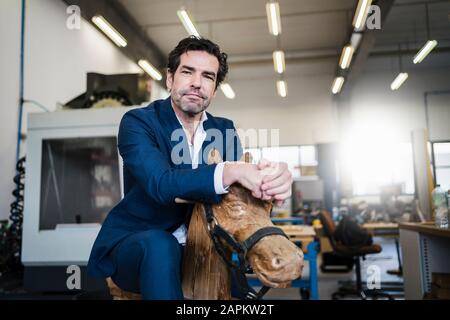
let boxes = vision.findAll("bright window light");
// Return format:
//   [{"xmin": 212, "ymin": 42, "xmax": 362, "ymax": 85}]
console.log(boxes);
[{"xmin": 340, "ymin": 125, "xmax": 415, "ymax": 195}]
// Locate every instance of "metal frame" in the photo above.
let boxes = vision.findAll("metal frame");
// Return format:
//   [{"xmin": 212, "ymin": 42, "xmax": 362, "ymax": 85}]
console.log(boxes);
[
  {"xmin": 420, "ymin": 234, "xmax": 450, "ymax": 294},
  {"xmin": 245, "ymin": 240, "xmax": 319, "ymax": 300},
  {"xmin": 400, "ymin": 228, "xmax": 450, "ymax": 299},
  {"xmin": 430, "ymin": 140, "xmax": 450, "ymax": 187}
]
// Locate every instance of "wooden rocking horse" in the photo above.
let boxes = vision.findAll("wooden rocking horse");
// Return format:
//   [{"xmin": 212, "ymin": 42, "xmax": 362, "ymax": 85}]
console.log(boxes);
[
  {"xmin": 181, "ymin": 149, "xmax": 304, "ymax": 300},
  {"xmin": 106, "ymin": 149, "xmax": 304, "ymax": 300}
]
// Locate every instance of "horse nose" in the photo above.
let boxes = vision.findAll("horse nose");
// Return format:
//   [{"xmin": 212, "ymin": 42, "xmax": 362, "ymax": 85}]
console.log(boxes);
[
  {"xmin": 270, "ymin": 256, "xmax": 290, "ymax": 270},
  {"xmin": 270, "ymin": 251, "xmax": 303, "ymax": 271},
  {"xmin": 271, "ymin": 257, "xmax": 284, "ymax": 270}
]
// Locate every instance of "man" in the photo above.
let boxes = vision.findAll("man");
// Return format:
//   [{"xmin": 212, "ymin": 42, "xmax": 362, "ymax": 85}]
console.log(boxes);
[{"xmin": 87, "ymin": 36, "xmax": 292, "ymax": 299}]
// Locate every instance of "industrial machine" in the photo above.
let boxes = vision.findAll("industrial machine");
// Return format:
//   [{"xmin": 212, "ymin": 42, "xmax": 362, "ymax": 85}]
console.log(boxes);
[
  {"xmin": 63, "ymin": 72, "xmax": 152, "ymax": 109},
  {"xmin": 21, "ymin": 107, "xmax": 131, "ymax": 291}
]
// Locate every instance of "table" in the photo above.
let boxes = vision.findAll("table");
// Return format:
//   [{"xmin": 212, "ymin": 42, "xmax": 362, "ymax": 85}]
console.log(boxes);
[
  {"xmin": 362, "ymin": 222, "xmax": 399, "ymax": 234},
  {"xmin": 399, "ymin": 222, "xmax": 450, "ymax": 299},
  {"xmin": 271, "ymin": 217, "xmax": 304, "ymax": 225},
  {"xmin": 277, "ymin": 225, "xmax": 316, "ymax": 253}
]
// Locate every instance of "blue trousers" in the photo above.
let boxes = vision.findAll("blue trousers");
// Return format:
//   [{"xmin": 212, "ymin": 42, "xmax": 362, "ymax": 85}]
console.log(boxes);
[{"xmin": 110, "ymin": 229, "xmax": 184, "ymax": 300}]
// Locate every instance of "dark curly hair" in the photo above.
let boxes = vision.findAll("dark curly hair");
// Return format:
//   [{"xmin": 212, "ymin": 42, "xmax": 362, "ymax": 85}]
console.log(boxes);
[{"xmin": 167, "ymin": 36, "xmax": 228, "ymax": 89}]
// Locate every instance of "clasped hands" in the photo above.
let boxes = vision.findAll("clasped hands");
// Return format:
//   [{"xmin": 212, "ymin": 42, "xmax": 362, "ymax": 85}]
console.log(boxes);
[{"xmin": 223, "ymin": 159, "xmax": 293, "ymax": 206}]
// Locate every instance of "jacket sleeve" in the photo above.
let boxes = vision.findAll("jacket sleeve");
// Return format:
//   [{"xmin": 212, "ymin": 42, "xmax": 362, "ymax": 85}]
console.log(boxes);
[{"xmin": 118, "ymin": 110, "xmax": 221, "ymax": 205}]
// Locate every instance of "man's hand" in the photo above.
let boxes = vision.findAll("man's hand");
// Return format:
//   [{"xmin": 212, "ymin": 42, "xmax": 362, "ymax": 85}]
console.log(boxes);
[
  {"xmin": 257, "ymin": 159, "xmax": 293, "ymax": 205},
  {"xmin": 223, "ymin": 162, "xmax": 266, "ymax": 198},
  {"xmin": 222, "ymin": 160, "xmax": 293, "ymax": 203}
]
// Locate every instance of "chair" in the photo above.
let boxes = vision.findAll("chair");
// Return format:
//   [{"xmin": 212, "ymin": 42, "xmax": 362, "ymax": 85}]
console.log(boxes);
[{"xmin": 319, "ymin": 210, "xmax": 394, "ymax": 300}]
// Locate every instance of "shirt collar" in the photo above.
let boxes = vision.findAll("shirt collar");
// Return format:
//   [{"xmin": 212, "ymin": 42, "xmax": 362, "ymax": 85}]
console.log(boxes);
[{"xmin": 174, "ymin": 111, "xmax": 208, "ymax": 129}]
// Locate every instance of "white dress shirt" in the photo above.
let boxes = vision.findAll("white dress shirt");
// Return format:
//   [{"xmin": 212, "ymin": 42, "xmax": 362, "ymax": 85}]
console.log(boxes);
[{"xmin": 171, "ymin": 111, "xmax": 228, "ymax": 245}]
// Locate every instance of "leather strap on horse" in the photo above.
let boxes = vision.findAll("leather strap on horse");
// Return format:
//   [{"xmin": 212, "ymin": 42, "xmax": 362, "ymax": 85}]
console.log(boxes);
[
  {"xmin": 203, "ymin": 203, "xmax": 289, "ymax": 300},
  {"xmin": 241, "ymin": 227, "xmax": 288, "ymax": 253}
]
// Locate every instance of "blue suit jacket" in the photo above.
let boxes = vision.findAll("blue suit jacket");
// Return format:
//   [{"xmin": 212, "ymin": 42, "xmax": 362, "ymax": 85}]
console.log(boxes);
[{"xmin": 87, "ymin": 97, "xmax": 242, "ymax": 278}]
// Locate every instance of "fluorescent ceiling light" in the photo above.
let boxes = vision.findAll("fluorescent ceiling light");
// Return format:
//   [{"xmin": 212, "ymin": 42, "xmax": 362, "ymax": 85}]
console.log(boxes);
[
  {"xmin": 92, "ymin": 15, "xmax": 127, "ymax": 47},
  {"xmin": 138, "ymin": 59, "xmax": 162, "ymax": 81},
  {"xmin": 413, "ymin": 40, "xmax": 438, "ymax": 64},
  {"xmin": 220, "ymin": 83, "xmax": 235, "ymax": 99},
  {"xmin": 332, "ymin": 77, "xmax": 345, "ymax": 94},
  {"xmin": 177, "ymin": 8, "xmax": 200, "ymax": 37},
  {"xmin": 266, "ymin": 2, "xmax": 282, "ymax": 36},
  {"xmin": 273, "ymin": 50, "xmax": 285, "ymax": 74},
  {"xmin": 390, "ymin": 73, "xmax": 408, "ymax": 90},
  {"xmin": 276, "ymin": 80, "xmax": 287, "ymax": 97},
  {"xmin": 339, "ymin": 45, "xmax": 355, "ymax": 69},
  {"xmin": 352, "ymin": 0, "xmax": 373, "ymax": 30}
]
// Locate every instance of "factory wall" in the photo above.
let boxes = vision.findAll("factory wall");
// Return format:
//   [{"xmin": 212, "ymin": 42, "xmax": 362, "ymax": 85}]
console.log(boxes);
[{"xmin": 0, "ymin": 0, "xmax": 141, "ymax": 220}]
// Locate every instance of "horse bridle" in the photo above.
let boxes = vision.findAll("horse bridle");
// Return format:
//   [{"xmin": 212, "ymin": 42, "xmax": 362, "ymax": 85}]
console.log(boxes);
[{"xmin": 203, "ymin": 203, "xmax": 289, "ymax": 300}]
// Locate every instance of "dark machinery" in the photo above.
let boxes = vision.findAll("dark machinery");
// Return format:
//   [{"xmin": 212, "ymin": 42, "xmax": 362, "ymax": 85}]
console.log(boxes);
[{"xmin": 64, "ymin": 73, "xmax": 152, "ymax": 109}]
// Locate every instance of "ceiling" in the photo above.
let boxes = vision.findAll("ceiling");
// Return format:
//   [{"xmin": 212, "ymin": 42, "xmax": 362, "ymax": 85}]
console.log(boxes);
[
  {"xmin": 118, "ymin": 0, "xmax": 356, "ymax": 58},
  {"xmin": 113, "ymin": 0, "xmax": 450, "ymax": 105},
  {"xmin": 375, "ymin": 0, "xmax": 450, "ymax": 50},
  {"xmin": 116, "ymin": 0, "xmax": 450, "ymax": 73}
]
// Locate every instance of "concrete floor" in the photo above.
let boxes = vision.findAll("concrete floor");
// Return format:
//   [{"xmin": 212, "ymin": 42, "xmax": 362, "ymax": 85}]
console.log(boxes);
[
  {"xmin": 263, "ymin": 236, "xmax": 404, "ymax": 300},
  {"xmin": 0, "ymin": 237, "xmax": 404, "ymax": 300}
]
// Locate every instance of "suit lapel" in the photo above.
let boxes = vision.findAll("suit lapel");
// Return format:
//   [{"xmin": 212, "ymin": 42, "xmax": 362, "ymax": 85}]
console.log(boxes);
[
  {"xmin": 157, "ymin": 99, "xmax": 223, "ymax": 169},
  {"xmin": 157, "ymin": 97, "xmax": 191, "ymax": 169}
]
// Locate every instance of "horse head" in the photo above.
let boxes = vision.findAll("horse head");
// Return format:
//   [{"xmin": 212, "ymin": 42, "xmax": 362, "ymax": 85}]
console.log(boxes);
[{"xmin": 207, "ymin": 150, "xmax": 304, "ymax": 288}]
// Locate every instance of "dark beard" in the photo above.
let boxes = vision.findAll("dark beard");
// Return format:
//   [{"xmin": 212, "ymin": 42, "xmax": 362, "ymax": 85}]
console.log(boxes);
[
  {"xmin": 174, "ymin": 89, "xmax": 210, "ymax": 116},
  {"xmin": 183, "ymin": 108, "xmax": 204, "ymax": 118}
]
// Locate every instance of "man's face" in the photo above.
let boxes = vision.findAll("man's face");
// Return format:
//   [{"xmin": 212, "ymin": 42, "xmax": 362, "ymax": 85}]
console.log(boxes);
[{"xmin": 166, "ymin": 51, "xmax": 219, "ymax": 116}]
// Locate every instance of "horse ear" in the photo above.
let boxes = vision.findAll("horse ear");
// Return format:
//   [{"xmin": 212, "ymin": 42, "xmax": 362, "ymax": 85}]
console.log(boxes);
[
  {"xmin": 207, "ymin": 148, "xmax": 223, "ymax": 164},
  {"xmin": 239, "ymin": 152, "xmax": 253, "ymax": 163}
]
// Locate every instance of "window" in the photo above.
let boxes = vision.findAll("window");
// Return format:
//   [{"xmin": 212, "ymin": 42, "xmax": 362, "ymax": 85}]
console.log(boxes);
[
  {"xmin": 40, "ymin": 137, "xmax": 121, "ymax": 230},
  {"xmin": 243, "ymin": 145, "xmax": 318, "ymax": 180},
  {"xmin": 244, "ymin": 148, "xmax": 261, "ymax": 163},
  {"xmin": 299, "ymin": 145, "xmax": 318, "ymax": 166},
  {"xmin": 345, "ymin": 142, "xmax": 415, "ymax": 196},
  {"xmin": 262, "ymin": 146, "xmax": 301, "ymax": 179},
  {"xmin": 298, "ymin": 145, "xmax": 318, "ymax": 178},
  {"xmin": 432, "ymin": 142, "xmax": 450, "ymax": 191}
]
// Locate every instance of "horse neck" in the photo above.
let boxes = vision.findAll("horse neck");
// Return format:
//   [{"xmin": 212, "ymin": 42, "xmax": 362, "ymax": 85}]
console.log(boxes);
[{"xmin": 181, "ymin": 204, "xmax": 231, "ymax": 300}]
